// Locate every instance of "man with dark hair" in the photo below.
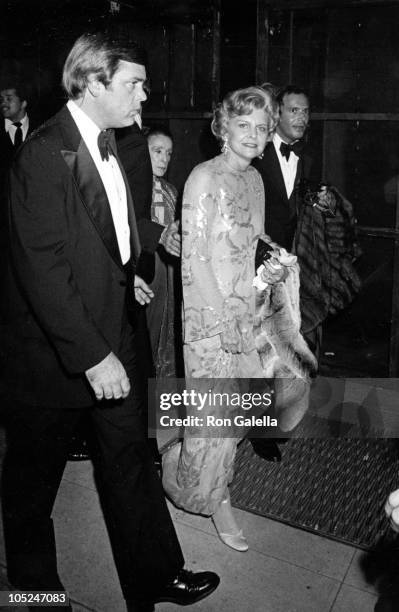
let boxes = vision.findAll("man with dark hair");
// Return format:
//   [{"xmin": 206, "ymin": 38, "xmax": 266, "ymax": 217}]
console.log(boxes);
[
  {"xmin": 1, "ymin": 32, "xmax": 219, "ymax": 612},
  {"xmin": 253, "ymin": 85, "xmax": 310, "ymax": 251},
  {"xmin": 0, "ymin": 84, "xmax": 38, "ymax": 316},
  {"xmin": 0, "ymin": 84, "xmax": 32, "ymax": 151},
  {"xmin": 0, "ymin": 83, "xmax": 35, "ymax": 204},
  {"xmin": 252, "ymin": 84, "xmax": 361, "ymax": 461},
  {"xmin": 252, "ymin": 85, "xmax": 312, "ymax": 462}
]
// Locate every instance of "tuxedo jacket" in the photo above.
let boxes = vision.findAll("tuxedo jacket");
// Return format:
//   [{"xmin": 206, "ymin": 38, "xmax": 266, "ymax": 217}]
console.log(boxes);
[
  {"xmin": 4, "ymin": 106, "xmax": 139, "ymax": 408},
  {"xmin": 0, "ymin": 115, "xmax": 38, "ymax": 178},
  {"xmin": 117, "ymin": 123, "xmax": 164, "ymax": 252},
  {"xmin": 0, "ymin": 124, "xmax": 16, "ymax": 177},
  {"xmin": 0, "ymin": 116, "xmax": 38, "ymax": 224},
  {"xmin": 253, "ymin": 141, "xmax": 312, "ymax": 250}
]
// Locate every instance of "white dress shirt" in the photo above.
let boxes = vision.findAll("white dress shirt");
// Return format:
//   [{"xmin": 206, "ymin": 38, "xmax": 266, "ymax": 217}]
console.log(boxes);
[
  {"xmin": 67, "ymin": 100, "xmax": 131, "ymax": 264},
  {"xmin": 5, "ymin": 113, "xmax": 29, "ymax": 144},
  {"xmin": 273, "ymin": 132, "xmax": 299, "ymax": 199}
]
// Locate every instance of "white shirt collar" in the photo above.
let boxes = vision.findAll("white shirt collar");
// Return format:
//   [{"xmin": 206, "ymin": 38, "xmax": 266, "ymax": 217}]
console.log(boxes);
[
  {"xmin": 66, "ymin": 101, "xmax": 131, "ymax": 264},
  {"xmin": 272, "ymin": 132, "xmax": 298, "ymax": 199},
  {"xmin": 273, "ymin": 132, "xmax": 288, "ymax": 151},
  {"xmin": 66, "ymin": 99, "xmax": 102, "ymax": 149},
  {"xmin": 5, "ymin": 113, "xmax": 28, "ymax": 132}
]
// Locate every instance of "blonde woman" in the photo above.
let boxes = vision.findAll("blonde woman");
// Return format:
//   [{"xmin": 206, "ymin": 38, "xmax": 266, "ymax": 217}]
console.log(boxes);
[{"xmin": 163, "ymin": 86, "xmax": 280, "ymax": 552}]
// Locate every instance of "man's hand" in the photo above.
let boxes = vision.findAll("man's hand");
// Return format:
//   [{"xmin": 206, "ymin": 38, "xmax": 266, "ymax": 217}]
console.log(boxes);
[
  {"xmin": 160, "ymin": 220, "xmax": 181, "ymax": 257},
  {"xmin": 134, "ymin": 274, "xmax": 154, "ymax": 305},
  {"xmin": 85, "ymin": 352, "xmax": 130, "ymax": 401}
]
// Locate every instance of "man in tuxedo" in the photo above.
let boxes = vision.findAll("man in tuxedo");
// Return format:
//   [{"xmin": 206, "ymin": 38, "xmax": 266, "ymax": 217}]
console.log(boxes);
[
  {"xmin": 252, "ymin": 86, "xmax": 311, "ymax": 462},
  {"xmin": 0, "ymin": 85, "xmax": 37, "ymax": 297},
  {"xmin": 253, "ymin": 84, "xmax": 310, "ymax": 251},
  {"xmin": 0, "ymin": 84, "xmax": 38, "ymax": 201},
  {"xmin": 68, "ymin": 79, "xmax": 180, "ymax": 464},
  {"xmin": 1, "ymin": 32, "xmax": 218, "ymax": 612},
  {"xmin": 0, "ymin": 84, "xmax": 33, "ymax": 157}
]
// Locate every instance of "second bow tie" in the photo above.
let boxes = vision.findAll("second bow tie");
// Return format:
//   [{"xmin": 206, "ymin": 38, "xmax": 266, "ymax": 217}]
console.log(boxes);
[
  {"xmin": 280, "ymin": 140, "xmax": 303, "ymax": 161},
  {"xmin": 98, "ymin": 129, "xmax": 116, "ymax": 161}
]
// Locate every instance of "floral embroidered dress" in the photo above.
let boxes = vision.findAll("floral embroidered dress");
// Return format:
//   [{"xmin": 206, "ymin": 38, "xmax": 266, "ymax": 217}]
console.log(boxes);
[{"xmin": 162, "ymin": 154, "xmax": 266, "ymax": 515}]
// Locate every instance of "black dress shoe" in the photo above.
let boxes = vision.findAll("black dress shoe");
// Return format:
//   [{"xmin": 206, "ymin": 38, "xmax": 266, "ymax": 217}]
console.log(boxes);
[
  {"xmin": 154, "ymin": 568, "xmax": 220, "ymax": 605},
  {"xmin": 250, "ymin": 438, "xmax": 282, "ymax": 462}
]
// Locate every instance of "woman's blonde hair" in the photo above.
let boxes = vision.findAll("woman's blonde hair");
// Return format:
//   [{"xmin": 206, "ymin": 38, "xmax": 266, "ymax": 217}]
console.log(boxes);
[{"xmin": 211, "ymin": 84, "xmax": 279, "ymax": 144}]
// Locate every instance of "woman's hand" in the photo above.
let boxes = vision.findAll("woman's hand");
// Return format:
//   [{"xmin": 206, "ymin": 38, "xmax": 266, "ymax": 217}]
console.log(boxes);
[
  {"xmin": 160, "ymin": 220, "xmax": 181, "ymax": 257},
  {"xmin": 260, "ymin": 255, "xmax": 288, "ymax": 284}
]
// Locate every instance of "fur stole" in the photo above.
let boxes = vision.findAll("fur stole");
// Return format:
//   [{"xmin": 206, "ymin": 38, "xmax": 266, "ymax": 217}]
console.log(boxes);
[{"xmin": 253, "ymin": 263, "xmax": 317, "ymax": 431}]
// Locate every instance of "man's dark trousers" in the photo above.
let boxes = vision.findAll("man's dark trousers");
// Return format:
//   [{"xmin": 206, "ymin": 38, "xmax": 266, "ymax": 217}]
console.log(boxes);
[{"xmin": 2, "ymin": 324, "xmax": 184, "ymax": 602}]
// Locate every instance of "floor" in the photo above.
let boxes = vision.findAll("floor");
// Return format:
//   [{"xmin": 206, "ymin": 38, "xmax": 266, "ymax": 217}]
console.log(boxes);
[{"xmin": 0, "ymin": 444, "xmax": 386, "ymax": 612}]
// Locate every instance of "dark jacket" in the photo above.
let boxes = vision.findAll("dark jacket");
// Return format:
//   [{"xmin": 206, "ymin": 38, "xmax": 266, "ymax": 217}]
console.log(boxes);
[
  {"xmin": 253, "ymin": 140, "xmax": 312, "ymax": 249},
  {"xmin": 117, "ymin": 123, "xmax": 164, "ymax": 252},
  {"xmin": 0, "ymin": 116, "xmax": 38, "ymax": 225},
  {"xmin": 4, "ymin": 106, "xmax": 139, "ymax": 408}
]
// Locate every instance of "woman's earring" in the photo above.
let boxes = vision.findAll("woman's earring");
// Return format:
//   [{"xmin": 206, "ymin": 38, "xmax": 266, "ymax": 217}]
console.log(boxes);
[
  {"xmin": 258, "ymin": 152, "xmax": 264, "ymax": 159},
  {"xmin": 221, "ymin": 137, "xmax": 229, "ymax": 155}
]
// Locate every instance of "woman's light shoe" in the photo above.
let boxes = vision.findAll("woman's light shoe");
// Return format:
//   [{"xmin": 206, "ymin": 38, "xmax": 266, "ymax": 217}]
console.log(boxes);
[
  {"xmin": 212, "ymin": 495, "xmax": 248, "ymax": 552},
  {"xmin": 217, "ymin": 528, "xmax": 249, "ymax": 552}
]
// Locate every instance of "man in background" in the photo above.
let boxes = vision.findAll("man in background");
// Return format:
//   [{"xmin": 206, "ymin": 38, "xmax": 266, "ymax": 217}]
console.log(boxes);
[
  {"xmin": 251, "ymin": 86, "xmax": 311, "ymax": 461},
  {"xmin": 253, "ymin": 84, "xmax": 310, "ymax": 252},
  {"xmin": 1, "ymin": 85, "xmax": 32, "ymax": 148},
  {"xmin": 0, "ymin": 83, "xmax": 38, "ymax": 200},
  {"xmin": 253, "ymin": 84, "xmax": 361, "ymax": 461},
  {"xmin": 0, "ymin": 85, "xmax": 37, "ymax": 302}
]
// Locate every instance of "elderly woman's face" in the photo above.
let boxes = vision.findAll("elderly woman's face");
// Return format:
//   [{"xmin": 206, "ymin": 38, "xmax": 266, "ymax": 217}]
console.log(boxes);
[
  {"xmin": 225, "ymin": 107, "xmax": 271, "ymax": 164},
  {"xmin": 148, "ymin": 133, "xmax": 173, "ymax": 177}
]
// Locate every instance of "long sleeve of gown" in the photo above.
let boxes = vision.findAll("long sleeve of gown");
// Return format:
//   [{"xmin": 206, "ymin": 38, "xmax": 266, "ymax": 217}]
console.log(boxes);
[
  {"xmin": 181, "ymin": 164, "xmax": 257, "ymax": 348},
  {"xmin": 182, "ymin": 167, "xmax": 229, "ymax": 341}
]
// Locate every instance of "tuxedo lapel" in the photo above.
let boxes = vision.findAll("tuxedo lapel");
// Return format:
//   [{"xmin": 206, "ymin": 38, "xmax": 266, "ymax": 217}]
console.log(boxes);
[{"xmin": 58, "ymin": 108, "xmax": 123, "ymax": 269}]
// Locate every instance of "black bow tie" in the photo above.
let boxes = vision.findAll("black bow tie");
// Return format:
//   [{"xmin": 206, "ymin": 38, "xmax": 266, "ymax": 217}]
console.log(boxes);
[
  {"xmin": 279, "ymin": 140, "xmax": 303, "ymax": 161},
  {"xmin": 97, "ymin": 129, "xmax": 116, "ymax": 161}
]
